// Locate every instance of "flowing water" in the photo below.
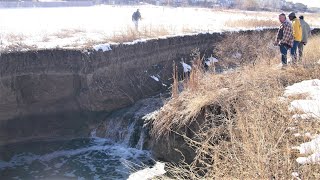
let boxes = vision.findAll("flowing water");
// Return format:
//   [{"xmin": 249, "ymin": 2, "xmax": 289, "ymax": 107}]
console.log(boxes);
[
  {"xmin": 0, "ymin": 97, "xmax": 164, "ymax": 180},
  {"xmin": 0, "ymin": 136, "xmax": 153, "ymax": 180}
]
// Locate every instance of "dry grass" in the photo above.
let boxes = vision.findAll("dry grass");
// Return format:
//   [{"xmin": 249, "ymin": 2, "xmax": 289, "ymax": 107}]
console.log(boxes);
[
  {"xmin": 151, "ymin": 35, "xmax": 320, "ymax": 179},
  {"xmin": 108, "ymin": 25, "xmax": 174, "ymax": 43},
  {"xmin": 0, "ymin": 33, "xmax": 38, "ymax": 52},
  {"xmin": 4, "ymin": 33, "xmax": 27, "ymax": 42},
  {"xmin": 214, "ymin": 31, "xmax": 278, "ymax": 67},
  {"xmin": 48, "ymin": 25, "xmax": 177, "ymax": 49},
  {"xmin": 302, "ymin": 34, "xmax": 320, "ymax": 63},
  {"xmin": 303, "ymin": 13, "xmax": 320, "ymax": 27},
  {"xmin": 224, "ymin": 19, "xmax": 279, "ymax": 28},
  {"xmin": 223, "ymin": 12, "xmax": 320, "ymax": 29},
  {"xmin": 52, "ymin": 28, "xmax": 86, "ymax": 39}
]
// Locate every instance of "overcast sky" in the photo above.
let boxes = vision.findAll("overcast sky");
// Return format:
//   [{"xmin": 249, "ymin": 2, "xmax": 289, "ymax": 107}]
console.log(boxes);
[{"xmin": 286, "ymin": 0, "xmax": 320, "ymax": 8}]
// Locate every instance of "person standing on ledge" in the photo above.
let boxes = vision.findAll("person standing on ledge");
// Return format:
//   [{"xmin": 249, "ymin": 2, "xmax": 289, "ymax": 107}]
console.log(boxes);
[
  {"xmin": 288, "ymin": 12, "xmax": 302, "ymax": 65},
  {"xmin": 132, "ymin": 9, "xmax": 142, "ymax": 31},
  {"xmin": 274, "ymin": 13, "xmax": 294, "ymax": 68},
  {"xmin": 298, "ymin": 15, "xmax": 311, "ymax": 62}
]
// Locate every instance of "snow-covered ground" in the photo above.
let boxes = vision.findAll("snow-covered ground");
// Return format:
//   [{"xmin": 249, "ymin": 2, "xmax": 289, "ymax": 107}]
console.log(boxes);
[
  {"xmin": 284, "ymin": 79, "xmax": 320, "ymax": 165},
  {"xmin": 127, "ymin": 162, "xmax": 166, "ymax": 180},
  {"xmin": 285, "ymin": 79, "xmax": 320, "ymax": 120},
  {"xmin": 0, "ymin": 5, "xmax": 289, "ymax": 50}
]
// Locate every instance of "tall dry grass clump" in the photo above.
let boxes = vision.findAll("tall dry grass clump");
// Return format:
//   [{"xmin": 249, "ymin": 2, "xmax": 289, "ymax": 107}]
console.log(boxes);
[
  {"xmin": 184, "ymin": 49, "xmax": 204, "ymax": 91},
  {"xmin": 224, "ymin": 19, "xmax": 279, "ymax": 29},
  {"xmin": 172, "ymin": 62, "xmax": 179, "ymax": 99},
  {"xmin": 151, "ymin": 35, "xmax": 320, "ymax": 179},
  {"xmin": 109, "ymin": 25, "xmax": 172, "ymax": 43}
]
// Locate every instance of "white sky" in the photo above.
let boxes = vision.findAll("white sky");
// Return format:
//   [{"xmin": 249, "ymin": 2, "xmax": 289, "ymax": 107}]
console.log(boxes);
[{"xmin": 286, "ymin": 0, "xmax": 320, "ymax": 8}]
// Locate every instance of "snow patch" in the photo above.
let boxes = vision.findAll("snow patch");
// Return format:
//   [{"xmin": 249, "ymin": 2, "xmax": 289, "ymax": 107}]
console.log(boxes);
[
  {"xmin": 292, "ymin": 113, "xmax": 319, "ymax": 120},
  {"xmin": 296, "ymin": 135, "xmax": 320, "ymax": 154},
  {"xmin": 284, "ymin": 79, "xmax": 320, "ymax": 98},
  {"xmin": 127, "ymin": 162, "xmax": 166, "ymax": 180},
  {"xmin": 304, "ymin": 132, "xmax": 318, "ymax": 139},
  {"xmin": 288, "ymin": 127, "xmax": 296, "ymax": 131},
  {"xmin": 284, "ymin": 79, "xmax": 320, "ymax": 165},
  {"xmin": 93, "ymin": 44, "xmax": 112, "ymax": 52},
  {"xmin": 205, "ymin": 56, "xmax": 219, "ymax": 66},
  {"xmin": 150, "ymin": 75, "xmax": 159, "ymax": 82},
  {"xmin": 284, "ymin": 79, "xmax": 320, "ymax": 119},
  {"xmin": 290, "ymin": 100, "xmax": 320, "ymax": 119},
  {"xmin": 123, "ymin": 39, "xmax": 148, "ymax": 45},
  {"xmin": 181, "ymin": 62, "xmax": 192, "ymax": 73},
  {"xmin": 294, "ymin": 133, "xmax": 301, "ymax": 137},
  {"xmin": 291, "ymin": 172, "xmax": 301, "ymax": 180}
]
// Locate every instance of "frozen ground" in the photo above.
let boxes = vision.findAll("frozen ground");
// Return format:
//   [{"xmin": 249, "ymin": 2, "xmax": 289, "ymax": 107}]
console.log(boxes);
[{"xmin": 2, "ymin": 4, "xmax": 318, "ymax": 51}]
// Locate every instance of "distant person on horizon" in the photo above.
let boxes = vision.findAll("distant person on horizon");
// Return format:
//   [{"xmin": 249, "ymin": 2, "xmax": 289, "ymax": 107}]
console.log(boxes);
[
  {"xmin": 298, "ymin": 15, "xmax": 311, "ymax": 62},
  {"xmin": 274, "ymin": 13, "xmax": 294, "ymax": 67},
  {"xmin": 288, "ymin": 12, "xmax": 302, "ymax": 65},
  {"xmin": 132, "ymin": 9, "xmax": 142, "ymax": 31}
]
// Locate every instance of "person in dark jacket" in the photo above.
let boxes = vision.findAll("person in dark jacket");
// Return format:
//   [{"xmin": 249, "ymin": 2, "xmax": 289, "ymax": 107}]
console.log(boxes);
[
  {"xmin": 274, "ymin": 13, "xmax": 294, "ymax": 67},
  {"xmin": 298, "ymin": 15, "xmax": 311, "ymax": 62},
  {"xmin": 132, "ymin": 9, "xmax": 142, "ymax": 31}
]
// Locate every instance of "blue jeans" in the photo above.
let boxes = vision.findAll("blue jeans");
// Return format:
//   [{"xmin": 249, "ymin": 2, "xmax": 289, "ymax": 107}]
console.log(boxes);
[
  {"xmin": 280, "ymin": 44, "xmax": 289, "ymax": 65},
  {"xmin": 291, "ymin": 41, "xmax": 300, "ymax": 64}
]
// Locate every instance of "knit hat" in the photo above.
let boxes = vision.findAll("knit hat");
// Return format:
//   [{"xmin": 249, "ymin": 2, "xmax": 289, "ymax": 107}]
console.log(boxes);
[{"xmin": 288, "ymin": 12, "xmax": 296, "ymax": 17}]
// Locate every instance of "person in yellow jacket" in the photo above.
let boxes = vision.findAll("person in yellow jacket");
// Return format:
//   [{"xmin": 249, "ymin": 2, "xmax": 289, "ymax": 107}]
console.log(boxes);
[{"xmin": 288, "ymin": 12, "xmax": 302, "ymax": 64}]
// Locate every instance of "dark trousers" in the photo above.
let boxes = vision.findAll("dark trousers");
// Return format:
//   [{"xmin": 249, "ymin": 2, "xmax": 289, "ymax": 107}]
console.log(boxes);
[
  {"xmin": 280, "ymin": 44, "xmax": 289, "ymax": 65},
  {"xmin": 291, "ymin": 41, "xmax": 300, "ymax": 64},
  {"xmin": 298, "ymin": 42, "xmax": 304, "ymax": 61}
]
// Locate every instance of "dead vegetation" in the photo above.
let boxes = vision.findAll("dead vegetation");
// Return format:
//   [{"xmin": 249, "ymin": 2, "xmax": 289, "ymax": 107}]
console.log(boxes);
[
  {"xmin": 52, "ymin": 28, "xmax": 86, "ymax": 39},
  {"xmin": 214, "ymin": 31, "xmax": 278, "ymax": 67},
  {"xmin": 224, "ymin": 19, "xmax": 279, "ymax": 28},
  {"xmin": 109, "ymin": 25, "xmax": 174, "ymax": 43},
  {"xmin": 223, "ymin": 11, "xmax": 319, "ymax": 29},
  {"xmin": 151, "ymin": 35, "xmax": 320, "ymax": 179},
  {"xmin": 0, "ymin": 33, "xmax": 38, "ymax": 52}
]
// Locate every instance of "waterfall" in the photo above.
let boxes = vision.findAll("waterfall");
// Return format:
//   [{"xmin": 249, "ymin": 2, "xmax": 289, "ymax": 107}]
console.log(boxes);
[
  {"xmin": 135, "ymin": 129, "xmax": 146, "ymax": 150},
  {"xmin": 91, "ymin": 97, "xmax": 163, "ymax": 149}
]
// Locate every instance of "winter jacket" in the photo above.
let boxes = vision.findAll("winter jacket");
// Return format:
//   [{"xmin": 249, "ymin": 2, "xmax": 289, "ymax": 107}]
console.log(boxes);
[
  {"xmin": 275, "ymin": 21, "xmax": 294, "ymax": 47},
  {"xmin": 132, "ymin": 11, "xmax": 141, "ymax": 21},
  {"xmin": 300, "ymin": 19, "xmax": 311, "ymax": 43},
  {"xmin": 292, "ymin": 18, "xmax": 302, "ymax": 42}
]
